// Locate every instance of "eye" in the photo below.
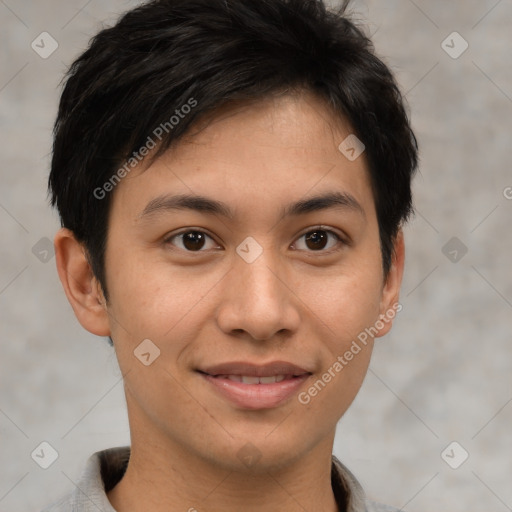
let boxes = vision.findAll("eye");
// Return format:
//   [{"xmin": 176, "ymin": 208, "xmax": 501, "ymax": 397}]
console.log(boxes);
[
  {"xmin": 292, "ymin": 227, "xmax": 345, "ymax": 252},
  {"xmin": 165, "ymin": 227, "xmax": 346, "ymax": 254},
  {"xmin": 165, "ymin": 230, "xmax": 219, "ymax": 252}
]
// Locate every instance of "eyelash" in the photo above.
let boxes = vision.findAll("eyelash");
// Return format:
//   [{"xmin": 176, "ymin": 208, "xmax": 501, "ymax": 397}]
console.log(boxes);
[{"xmin": 164, "ymin": 227, "xmax": 348, "ymax": 255}]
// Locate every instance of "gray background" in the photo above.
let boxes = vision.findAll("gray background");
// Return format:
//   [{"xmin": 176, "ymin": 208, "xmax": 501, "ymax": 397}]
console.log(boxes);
[{"xmin": 1, "ymin": 0, "xmax": 511, "ymax": 510}]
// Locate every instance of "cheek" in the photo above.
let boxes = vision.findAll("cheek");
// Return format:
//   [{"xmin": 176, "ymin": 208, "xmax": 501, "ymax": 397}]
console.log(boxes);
[
  {"xmin": 105, "ymin": 251, "xmax": 229, "ymax": 379},
  {"xmin": 295, "ymin": 329, "xmax": 374, "ymax": 436},
  {"xmin": 296, "ymin": 273, "xmax": 380, "ymax": 420},
  {"xmin": 298, "ymin": 265, "xmax": 383, "ymax": 345},
  {"xmin": 106, "ymin": 250, "xmax": 199, "ymax": 335}
]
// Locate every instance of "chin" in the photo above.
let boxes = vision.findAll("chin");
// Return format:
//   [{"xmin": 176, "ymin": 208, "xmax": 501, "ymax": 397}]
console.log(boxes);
[{"xmin": 199, "ymin": 430, "xmax": 309, "ymax": 473}]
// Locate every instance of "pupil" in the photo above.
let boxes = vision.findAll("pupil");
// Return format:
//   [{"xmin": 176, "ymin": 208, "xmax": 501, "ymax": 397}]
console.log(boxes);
[
  {"xmin": 181, "ymin": 231, "xmax": 328, "ymax": 251},
  {"xmin": 305, "ymin": 231, "xmax": 327, "ymax": 250},
  {"xmin": 183, "ymin": 231, "xmax": 205, "ymax": 250}
]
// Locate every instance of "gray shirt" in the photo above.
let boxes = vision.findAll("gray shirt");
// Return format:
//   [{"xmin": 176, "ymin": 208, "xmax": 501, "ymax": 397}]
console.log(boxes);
[{"xmin": 41, "ymin": 446, "xmax": 400, "ymax": 512}]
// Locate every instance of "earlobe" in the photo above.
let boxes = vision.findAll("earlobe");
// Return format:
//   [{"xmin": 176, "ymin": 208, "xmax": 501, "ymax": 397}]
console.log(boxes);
[
  {"xmin": 54, "ymin": 228, "xmax": 111, "ymax": 336},
  {"xmin": 375, "ymin": 230, "xmax": 405, "ymax": 338}
]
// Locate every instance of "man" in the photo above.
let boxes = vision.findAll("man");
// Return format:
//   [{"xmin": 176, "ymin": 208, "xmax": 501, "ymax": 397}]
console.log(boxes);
[{"xmin": 44, "ymin": 0, "xmax": 418, "ymax": 510}]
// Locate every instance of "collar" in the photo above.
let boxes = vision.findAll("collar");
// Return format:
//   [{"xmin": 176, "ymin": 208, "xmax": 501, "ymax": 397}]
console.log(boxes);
[{"xmin": 59, "ymin": 446, "xmax": 371, "ymax": 511}]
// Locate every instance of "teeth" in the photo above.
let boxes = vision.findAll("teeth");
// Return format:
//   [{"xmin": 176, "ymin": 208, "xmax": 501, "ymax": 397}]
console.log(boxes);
[
  {"xmin": 241, "ymin": 376, "xmax": 261, "ymax": 384},
  {"xmin": 260, "ymin": 375, "xmax": 287, "ymax": 383},
  {"xmin": 219, "ymin": 375, "xmax": 288, "ymax": 384},
  {"xmin": 259, "ymin": 376, "xmax": 278, "ymax": 384}
]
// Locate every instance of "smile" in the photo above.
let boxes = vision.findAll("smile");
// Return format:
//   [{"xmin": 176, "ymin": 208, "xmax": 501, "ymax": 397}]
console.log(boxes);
[
  {"xmin": 210, "ymin": 374, "xmax": 292, "ymax": 384},
  {"xmin": 200, "ymin": 373, "xmax": 311, "ymax": 409}
]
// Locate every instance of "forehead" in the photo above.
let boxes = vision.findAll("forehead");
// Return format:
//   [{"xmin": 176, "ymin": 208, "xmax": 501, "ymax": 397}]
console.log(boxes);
[{"xmin": 111, "ymin": 91, "xmax": 375, "ymax": 222}]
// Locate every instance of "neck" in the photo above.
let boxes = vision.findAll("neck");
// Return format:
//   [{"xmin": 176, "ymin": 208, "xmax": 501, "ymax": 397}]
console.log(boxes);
[{"xmin": 108, "ymin": 424, "xmax": 341, "ymax": 512}]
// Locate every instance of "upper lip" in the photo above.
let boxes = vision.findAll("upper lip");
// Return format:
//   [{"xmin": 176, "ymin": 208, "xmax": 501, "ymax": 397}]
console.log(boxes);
[{"xmin": 199, "ymin": 361, "xmax": 312, "ymax": 377}]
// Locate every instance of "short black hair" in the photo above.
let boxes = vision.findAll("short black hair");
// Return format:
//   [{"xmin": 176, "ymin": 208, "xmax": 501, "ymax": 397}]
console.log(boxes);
[{"xmin": 49, "ymin": 0, "xmax": 418, "ymax": 299}]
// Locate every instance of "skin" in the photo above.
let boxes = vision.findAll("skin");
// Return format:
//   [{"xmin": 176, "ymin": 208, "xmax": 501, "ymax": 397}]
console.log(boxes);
[{"xmin": 55, "ymin": 90, "xmax": 405, "ymax": 512}]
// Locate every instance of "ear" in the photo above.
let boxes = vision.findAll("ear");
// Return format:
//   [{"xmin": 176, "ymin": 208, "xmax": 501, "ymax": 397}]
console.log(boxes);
[
  {"xmin": 375, "ymin": 229, "xmax": 405, "ymax": 338},
  {"xmin": 54, "ymin": 228, "xmax": 111, "ymax": 336}
]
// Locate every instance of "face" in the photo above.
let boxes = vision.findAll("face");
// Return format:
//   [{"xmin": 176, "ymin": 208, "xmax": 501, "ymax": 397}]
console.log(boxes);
[{"xmin": 67, "ymin": 91, "xmax": 403, "ymax": 473}]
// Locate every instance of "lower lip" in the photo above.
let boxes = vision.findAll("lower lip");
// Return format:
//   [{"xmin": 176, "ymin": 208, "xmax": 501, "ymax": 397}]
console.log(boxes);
[{"xmin": 200, "ymin": 373, "xmax": 311, "ymax": 410}]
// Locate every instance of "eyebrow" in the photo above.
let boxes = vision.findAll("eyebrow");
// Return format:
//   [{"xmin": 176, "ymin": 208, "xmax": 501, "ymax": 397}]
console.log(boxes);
[{"xmin": 139, "ymin": 191, "xmax": 365, "ymax": 221}]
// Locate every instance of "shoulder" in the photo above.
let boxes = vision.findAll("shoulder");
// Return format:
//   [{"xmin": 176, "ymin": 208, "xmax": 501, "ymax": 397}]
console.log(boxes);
[
  {"xmin": 40, "ymin": 493, "xmax": 76, "ymax": 512},
  {"xmin": 39, "ymin": 447, "xmax": 129, "ymax": 512},
  {"xmin": 332, "ymin": 455, "xmax": 401, "ymax": 512},
  {"xmin": 365, "ymin": 501, "xmax": 402, "ymax": 512}
]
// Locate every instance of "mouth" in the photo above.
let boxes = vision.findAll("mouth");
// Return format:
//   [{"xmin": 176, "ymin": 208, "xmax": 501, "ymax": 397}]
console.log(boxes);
[
  {"xmin": 199, "ymin": 360, "xmax": 312, "ymax": 378},
  {"xmin": 202, "ymin": 374, "xmax": 299, "ymax": 384},
  {"xmin": 197, "ymin": 361, "xmax": 312, "ymax": 409}
]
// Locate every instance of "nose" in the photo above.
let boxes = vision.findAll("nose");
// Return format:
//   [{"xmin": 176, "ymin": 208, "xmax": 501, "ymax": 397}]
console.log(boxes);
[{"xmin": 215, "ymin": 245, "xmax": 301, "ymax": 342}]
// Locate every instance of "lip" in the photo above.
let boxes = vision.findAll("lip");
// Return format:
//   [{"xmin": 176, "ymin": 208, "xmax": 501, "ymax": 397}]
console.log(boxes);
[
  {"xmin": 198, "ymin": 361, "xmax": 312, "ymax": 410},
  {"xmin": 200, "ymin": 373, "xmax": 311, "ymax": 410},
  {"xmin": 200, "ymin": 361, "xmax": 311, "ymax": 377}
]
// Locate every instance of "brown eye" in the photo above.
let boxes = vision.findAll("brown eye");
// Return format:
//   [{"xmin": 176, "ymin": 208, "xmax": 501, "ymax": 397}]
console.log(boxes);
[
  {"xmin": 166, "ymin": 230, "xmax": 217, "ymax": 252},
  {"xmin": 305, "ymin": 230, "xmax": 328, "ymax": 250},
  {"xmin": 294, "ymin": 228, "xmax": 343, "ymax": 252}
]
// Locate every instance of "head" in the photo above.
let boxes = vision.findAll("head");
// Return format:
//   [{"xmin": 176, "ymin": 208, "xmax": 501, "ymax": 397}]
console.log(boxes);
[{"xmin": 50, "ymin": 0, "xmax": 417, "ymax": 473}]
